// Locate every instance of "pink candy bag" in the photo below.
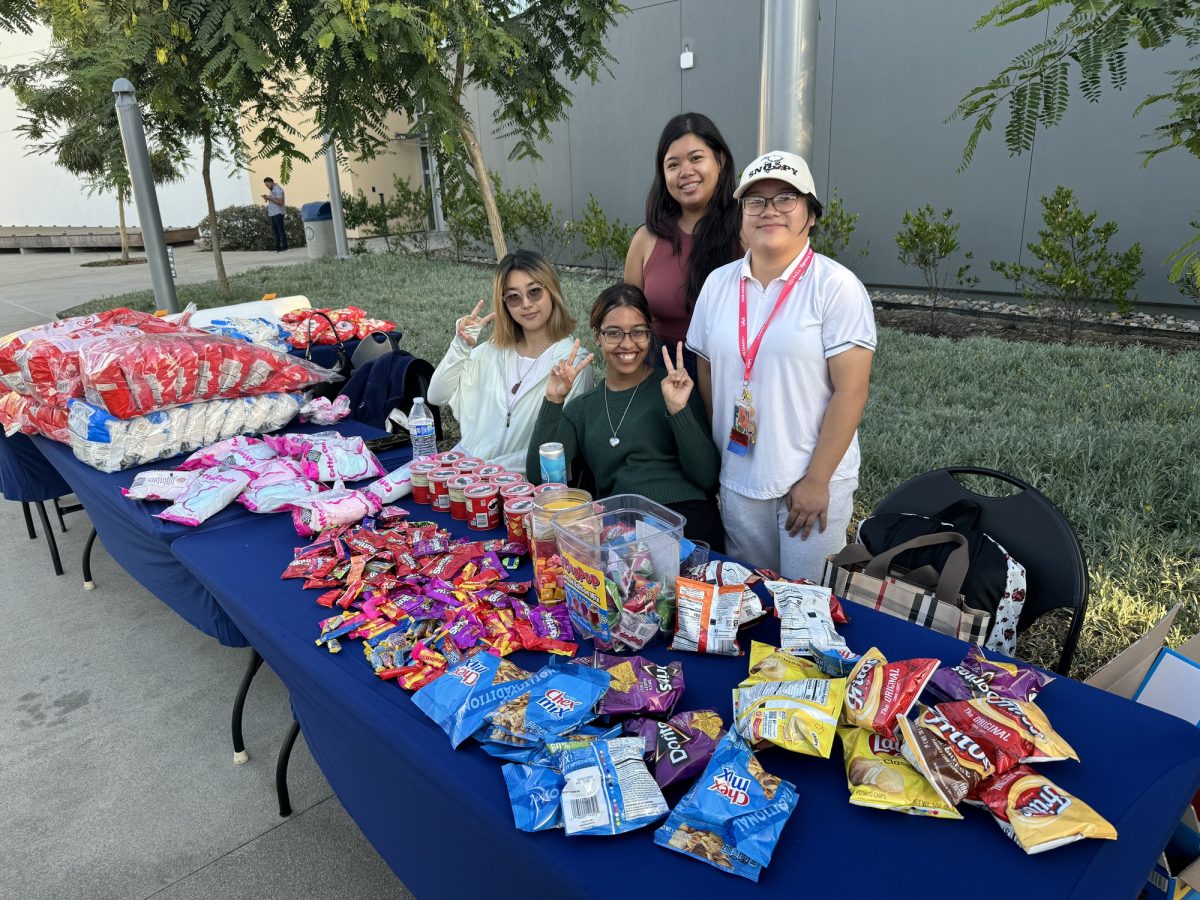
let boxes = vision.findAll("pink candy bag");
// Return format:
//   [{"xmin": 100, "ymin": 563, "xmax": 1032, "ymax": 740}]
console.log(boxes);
[
  {"xmin": 180, "ymin": 436, "xmax": 273, "ymax": 471},
  {"xmin": 238, "ymin": 478, "xmax": 323, "ymax": 513},
  {"xmin": 288, "ymin": 481, "xmax": 382, "ymax": 537},
  {"xmin": 298, "ymin": 435, "xmax": 385, "ymax": 483},
  {"xmin": 156, "ymin": 469, "xmax": 251, "ymax": 526},
  {"xmin": 121, "ymin": 470, "xmax": 199, "ymax": 501}
]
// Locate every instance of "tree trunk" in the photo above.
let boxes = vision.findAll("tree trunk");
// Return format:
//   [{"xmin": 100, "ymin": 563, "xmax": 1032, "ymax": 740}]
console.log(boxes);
[
  {"xmin": 116, "ymin": 188, "xmax": 130, "ymax": 263},
  {"xmin": 458, "ymin": 117, "xmax": 507, "ymax": 261},
  {"xmin": 201, "ymin": 128, "xmax": 232, "ymax": 297}
]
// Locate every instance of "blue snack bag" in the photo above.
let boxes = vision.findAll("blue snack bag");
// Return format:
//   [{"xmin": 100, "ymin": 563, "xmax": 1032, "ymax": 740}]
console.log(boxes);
[
  {"xmin": 502, "ymin": 763, "xmax": 565, "ymax": 832},
  {"xmin": 411, "ymin": 654, "xmax": 534, "ymax": 747},
  {"xmin": 485, "ymin": 659, "xmax": 611, "ymax": 744},
  {"xmin": 654, "ymin": 730, "xmax": 798, "ymax": 881},
  {"xmin": 558, "ymin": 737, "xmax": 669, "ymax": 836}
]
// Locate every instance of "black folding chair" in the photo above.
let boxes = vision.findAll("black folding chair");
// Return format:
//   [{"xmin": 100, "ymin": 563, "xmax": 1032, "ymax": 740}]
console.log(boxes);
[{"xmin": 871, "ymin": 466, "xmax": 1088, "ymax": 675}]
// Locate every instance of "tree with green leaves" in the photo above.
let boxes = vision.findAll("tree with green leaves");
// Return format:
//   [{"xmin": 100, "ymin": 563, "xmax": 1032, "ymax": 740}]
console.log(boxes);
[
  {"xmin": 279, "ymin": 0, "xmax": 627, "ymax": 261},
  {"xmin": 952, "ymin": 1, "xmax": 1200, "ymax": 284},
  {"xmin": 0, "ymin": 0, "xmax": 34, "ymax": 36},
  {"xmin": 1, "ymin": 23, "xmax": 187, "ymax": 262}
]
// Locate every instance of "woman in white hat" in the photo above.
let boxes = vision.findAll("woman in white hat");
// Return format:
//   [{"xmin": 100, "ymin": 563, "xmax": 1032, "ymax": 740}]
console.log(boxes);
[{"xmin": 685, "ymin": 151, "xmax": 876, "ymax": 581}]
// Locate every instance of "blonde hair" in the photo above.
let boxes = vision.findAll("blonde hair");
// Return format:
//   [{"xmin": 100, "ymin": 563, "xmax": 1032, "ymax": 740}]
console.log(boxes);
[{"xmin": 490, "ymin": 249, "xmax": 576, "ymax": 349}]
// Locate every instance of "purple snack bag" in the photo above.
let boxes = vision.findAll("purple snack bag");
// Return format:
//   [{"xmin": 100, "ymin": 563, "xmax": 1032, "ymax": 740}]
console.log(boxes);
[
  {"xmin": 530, "ymin": 604, "xmax": 574, "ymax": 643},
  {"xmin": 587, "ymin": 652, "xmax": 685, "ymax": 717},
  {"xmin": 926, "ymin": 644, "xmax": 1054, "ymax": 705},
  {"xmin": 624, "ymin": 708, "xmax": 724, "ymax": 789}
]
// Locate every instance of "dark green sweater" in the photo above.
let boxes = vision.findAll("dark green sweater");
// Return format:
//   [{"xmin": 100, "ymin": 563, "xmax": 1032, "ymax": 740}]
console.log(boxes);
[{"xmin": 526, "ymin": 369, "xmax": 720, "ymax": 504}]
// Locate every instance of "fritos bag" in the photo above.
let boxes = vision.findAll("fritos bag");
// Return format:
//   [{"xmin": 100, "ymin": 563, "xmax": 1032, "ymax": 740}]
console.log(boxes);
[{"xmin": 842, "ymin": 647, "xmax": 938, "ymax": 740}]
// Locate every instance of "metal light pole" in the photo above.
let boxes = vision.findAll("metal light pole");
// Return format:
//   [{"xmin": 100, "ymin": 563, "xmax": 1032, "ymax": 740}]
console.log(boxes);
[
  {"xmin": 757, "ymin": 0, "xmax": 820, "ymax": 162},
  {"xmin": 321, "ymin": 132, "xmax": 351, "ymax": 259},
  {"xmin": 112, "ymin": 78, "xmax": 179, "ymax": 313}
]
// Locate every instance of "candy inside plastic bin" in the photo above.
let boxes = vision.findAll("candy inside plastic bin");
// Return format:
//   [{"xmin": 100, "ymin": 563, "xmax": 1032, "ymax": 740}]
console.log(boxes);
[
  {"xmin": 552, "ymin": 494, "xmax": 685, "ymax": 652},
  {"xmin": 530, "ymin": 487, "xmax": 592, "ymax": 604}
]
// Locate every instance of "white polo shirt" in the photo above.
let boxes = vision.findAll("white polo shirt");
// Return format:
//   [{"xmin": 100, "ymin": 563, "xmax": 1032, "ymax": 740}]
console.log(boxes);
[{"xmin": 686, "ymin": 246, "xmax": 877, "ymax": 500}]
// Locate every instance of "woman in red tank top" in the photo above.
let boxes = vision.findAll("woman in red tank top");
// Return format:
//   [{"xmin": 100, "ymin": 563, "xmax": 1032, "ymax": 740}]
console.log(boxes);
[{"xmin": 623, "ymin": 113, "xmax": 742, "ymax": 375}]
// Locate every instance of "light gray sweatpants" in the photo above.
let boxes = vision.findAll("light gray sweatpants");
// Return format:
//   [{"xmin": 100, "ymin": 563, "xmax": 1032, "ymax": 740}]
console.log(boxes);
[{"xmin": 720, "ymin": 478, "xmax": 858, "ymax": 582}]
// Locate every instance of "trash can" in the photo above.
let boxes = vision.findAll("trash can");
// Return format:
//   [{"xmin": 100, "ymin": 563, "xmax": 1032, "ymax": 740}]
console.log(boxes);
[{"xmin": 301, "ymin": 201, "xmax": 335, "ymax": 259}]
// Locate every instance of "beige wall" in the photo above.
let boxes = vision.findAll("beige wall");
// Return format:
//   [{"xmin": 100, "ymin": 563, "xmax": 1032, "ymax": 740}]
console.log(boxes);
[{"xmin": 243, "ymin": 105, "xmax": 425, "ymax": 235}]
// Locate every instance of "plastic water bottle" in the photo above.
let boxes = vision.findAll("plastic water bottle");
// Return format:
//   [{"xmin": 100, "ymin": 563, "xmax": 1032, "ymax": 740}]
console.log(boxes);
[{"xmin": 408, "ymin": 397, "xmax": 437, "ymax": 460}]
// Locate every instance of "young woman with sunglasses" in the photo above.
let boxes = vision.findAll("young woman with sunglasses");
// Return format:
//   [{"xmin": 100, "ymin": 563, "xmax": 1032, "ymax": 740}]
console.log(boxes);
[
  {"xmin": 687, "ymin": 151, "xmax": 876, "ymax": 580},
  {"xmin": 526, "ymin": 283, "xmax": 724, "ymax": 550},
  {"xmin": 427, "ymin": 249, "xmax": 593, "ymax": 473}
]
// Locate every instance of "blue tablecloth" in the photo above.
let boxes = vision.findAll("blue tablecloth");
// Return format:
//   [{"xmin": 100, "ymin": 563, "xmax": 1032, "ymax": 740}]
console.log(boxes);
[
  {"xmin": 0, "ymin": 430, "xmax": 71, "ymax": 502},
  {"xmin": 171, "ymin": 504, "xmax": 1200, "ymax": 899},
  {"xmin": 33, "ymin": 421, "xmax": 410, "ymax": 646}
]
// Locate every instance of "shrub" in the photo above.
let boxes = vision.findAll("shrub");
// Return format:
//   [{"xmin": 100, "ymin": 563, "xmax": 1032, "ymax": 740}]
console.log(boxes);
[
  {"xmin": 499, "ymin": 183, "xmax": 570, "ymax": 261},
  {"xmin": 1173, "ymin": 220, "xmax": 1200, "ymax": 304},
  {"xmin": 197, "ymin": 204, "xmax": 305, "ymax": 251},
  {"xmin": 895, "ymin": 205, "xmax": 978, "ymax": 327},
  {"xmin": 341, "ymin": 176, "xmax": 432, "ymax": 256},
  {"xmin": 812, "ymin": 188, "xmax": 868, "ymax": 264},
  {"xmin": 568, "ymin": 194, "xmax": 633, "ymax": 278},
  {"xmin": 991, "ymin": 186, "xmax": 1143, "ymax": 343}
]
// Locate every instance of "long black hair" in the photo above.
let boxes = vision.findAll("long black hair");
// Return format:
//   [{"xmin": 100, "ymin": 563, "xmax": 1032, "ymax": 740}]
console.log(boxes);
[{"xmin": 644, "ymin": 112, "xmax": 741, "ymax": 312}]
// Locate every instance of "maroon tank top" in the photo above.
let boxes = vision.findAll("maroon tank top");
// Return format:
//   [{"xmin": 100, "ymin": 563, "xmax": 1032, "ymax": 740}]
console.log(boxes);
[{"xmin": 642, "ymin": 231, "xmax": 693, "ymax": 347}]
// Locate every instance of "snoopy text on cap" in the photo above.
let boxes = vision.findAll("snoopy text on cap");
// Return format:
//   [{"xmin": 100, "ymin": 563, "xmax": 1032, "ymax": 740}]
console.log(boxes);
[{"xmin": 734, "ymin": 151, "xmax": 819, "ymax": 202}]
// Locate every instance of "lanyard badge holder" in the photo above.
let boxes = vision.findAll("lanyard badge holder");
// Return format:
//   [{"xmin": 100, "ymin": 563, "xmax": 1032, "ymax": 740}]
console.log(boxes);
[{"xmin": 727, "ymin": 246, "xmax": 814, "ymax": 458}]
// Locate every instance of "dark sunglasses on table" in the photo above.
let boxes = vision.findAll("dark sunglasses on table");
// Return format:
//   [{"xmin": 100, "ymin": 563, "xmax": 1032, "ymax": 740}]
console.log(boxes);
[
  {"xmin": 598, "ymin": 327, "xmax": 653, "ymax": 346},
  {"xmin": 741, "ymin": 191, "xmax": 803, "ymax": 216},
  {"xmin": 502, "ymin": 285, "xmax": 546, "ymax": 307}
]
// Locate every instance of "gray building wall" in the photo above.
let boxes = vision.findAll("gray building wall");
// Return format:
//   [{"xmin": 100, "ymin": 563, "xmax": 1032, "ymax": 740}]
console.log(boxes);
[{"xmin": 467, "ymin": 0, "xmax": 1197, "ymax": 304}]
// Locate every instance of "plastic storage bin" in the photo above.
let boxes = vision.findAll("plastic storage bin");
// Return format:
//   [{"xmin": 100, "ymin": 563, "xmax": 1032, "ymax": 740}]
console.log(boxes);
[
  {"xmin": 530, "ymin": 487, "xmax": 593, "ymax": 604},
  {"xmin": 552, "ymin": 494, "xmax": 686, "ymax": 652}
]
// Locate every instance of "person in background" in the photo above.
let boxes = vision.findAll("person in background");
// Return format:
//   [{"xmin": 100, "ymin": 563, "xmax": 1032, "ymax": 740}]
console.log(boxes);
[
  {"xmin": 623, "ymin": 112, "xmax": 742, "ymax": 377},
  {"xmin": 428, "ymin": 249, "xmax": 592, "ymax": 474},
  {"xmin": 262, "ymin": 177, "xmax": 288, "ymax": 253},
  {"xmin": 687, "ymin": 150, "xmax": 876, "ymax": 580},
  {"xmin": 528, "ymin": 283, "xmax": 724, "ymax": 550}
]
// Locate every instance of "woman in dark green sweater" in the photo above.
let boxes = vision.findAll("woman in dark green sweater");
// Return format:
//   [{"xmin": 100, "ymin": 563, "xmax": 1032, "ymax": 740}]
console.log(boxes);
[{"xmin": 526, "ymin": 283, "xmax": 725, "ymax": 550}]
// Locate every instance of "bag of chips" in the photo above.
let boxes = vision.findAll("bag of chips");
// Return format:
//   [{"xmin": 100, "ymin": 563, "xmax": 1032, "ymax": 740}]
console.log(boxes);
[
  {"xmin": 580, "ymin": 652, "xmax": 685, "ymax": 718},
  {"xmin": 897, "ymin": 704, "xmax": 997, "ymax": 807},
  {"xmin": 411, "ymin": 653, "xmax": 534, "ymax": 748},
  {"xmin": 670, "ymin": 577, "xmax": 742, "ymax": 656},
  {"xmin": 966, "ymin": 765, "xmax": 1116, "ymax": 854},
  {"xmin": 932, "ymin": 697, "xmax": 1078, "ymax": 772},
  {"xmin": 624, "ymin": 709, "xmax": 724, "ymax": 789},
  {"xmin": 485, "ymin": 661, "xmax": 611, "ymax": 745},
  {"xmin": 654, "ymin": 731, "xmax": 798, "ymax": 882},
  {"xmin": 558, "ymin": 737, "xmax": 669, "ymax": 836},
  {"xmin": 842, "ymin": 647, "xmax": 939, "ymax": 741},
  {"xmin": 690, "ymin": 560, "xmax": 766, "ymax": 624},
  {"xmin": 502, "ymin": 762, "xmax": 565, "ymax": 832},
  {"xmin": 926, "ymin": 644, "xmax": 1054, "ymax": 705},
  {"xmin": 746, "ymin": 642, "xmax": 826, "ymax": 681},
  {"xmin": 837, "ymin": 726, "xmax": 962, "ymax": 819},
  {"xmin": 733, "ymin": 676, "xmax": 845, "ymax": 758}
]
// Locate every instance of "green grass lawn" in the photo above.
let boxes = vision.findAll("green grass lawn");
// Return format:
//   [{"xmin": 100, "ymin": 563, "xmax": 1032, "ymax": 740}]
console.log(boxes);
[{"xmin": 63, "ymin": 253, "xmax": 1200, "ymax": 680}]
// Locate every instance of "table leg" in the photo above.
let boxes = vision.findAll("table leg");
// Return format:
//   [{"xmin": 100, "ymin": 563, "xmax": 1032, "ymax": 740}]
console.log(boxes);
[
  {"xmin": 275, "ymin": 719, "xmax": 302, "ymax": 818},
  {"xmin": 35, "ymin": 501, "xmax": 64, "ymax": 577},
  {"xmin": 82, "ymin": 527, "xmax": 98, "ymax": 591},
  {"xmin": 231, "ymin": 648, "xmax": 264, "ymax": 764},
  {"xmin": 22, "ymin": 502, "xmax": 36, "ymax": 540}
]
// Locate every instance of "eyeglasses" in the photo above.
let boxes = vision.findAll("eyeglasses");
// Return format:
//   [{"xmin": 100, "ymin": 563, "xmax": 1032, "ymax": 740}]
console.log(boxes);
[
  {"xmin": 741, "ymin": 191, "xmax": 803, "ymax": 216},
  {"xmin": 502, "ymin": 285, "xmax": 546, "ymax": 307},
  {"xmin": 598, "ymin": 327, "xmax": 653, "ymax": 346}
]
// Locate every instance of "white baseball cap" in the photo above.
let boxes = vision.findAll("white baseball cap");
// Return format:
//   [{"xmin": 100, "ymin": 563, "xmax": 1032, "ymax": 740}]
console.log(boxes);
[{"xmin": 734, "ymin": 150, "xmax": 819, "ymax": 202}]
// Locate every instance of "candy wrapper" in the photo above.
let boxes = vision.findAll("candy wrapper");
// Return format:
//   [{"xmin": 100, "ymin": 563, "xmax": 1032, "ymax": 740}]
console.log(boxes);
[
  {"xmin": 502, "ymin": 763, "xmax": 565, "ymax": 832},
  {"xmin": 926, "ymin": 644, "xmax": 1054, "ymax": 705},
  {"xmin": 842, "ymin": 647, "xmax": 938, "ymax": 741},
  {"xmin": 486, "ymin": 661, "xmax": 610, "ymax": 745},
  {"xmin": 837, "ymin": 726, "xmax": 962, "ymax": 819},
  {"xmin": 155, "ymin": 468, "xmax": 250, "ymax": 526},
  {"xmin": 121, "ymin": 470, "xmax": 198, "ymax": 501},
  {"xmin": 411, "ymin": 653, "xmax": 533, "ymax": 748},
  {"xmin": 670, "ymin": 577, "xmax": 742, "ymax": 656},
  {"xmin": 654, "ymin": 731, "xmax": 798, "ymax": 882},
  {"xmin": 966, "ymin": 765, "xmax": 1116, "ymax": 854},
  {"xmin": 580, "ymin": 652, "xmax": 685, "ymax": 718},
  {"xmin": 733, "ymin": 675, "xmax": 845, "ymax": 758},
  {"xmin": 558, "ymin": 736, "xmax": 669, "ymax": 836},
  {"xmin": 624, "ymin": 709, "xmax": 724, "ymax": 789}
]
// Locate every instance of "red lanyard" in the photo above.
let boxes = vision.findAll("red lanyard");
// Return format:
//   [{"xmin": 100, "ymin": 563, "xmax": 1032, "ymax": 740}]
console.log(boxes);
[{"xmin": 737, "ymin": 244, "xmax": 814, "ymax": 384}]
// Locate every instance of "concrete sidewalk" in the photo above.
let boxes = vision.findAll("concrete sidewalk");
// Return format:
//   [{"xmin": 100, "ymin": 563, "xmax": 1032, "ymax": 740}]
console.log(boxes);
[
  {"xmin": 0, "ymin": 497, "xmax": 414, "ymax": 900},
  {"xmin": 0, "ymin": 246, "xmax": 305, "ymax": 336}
]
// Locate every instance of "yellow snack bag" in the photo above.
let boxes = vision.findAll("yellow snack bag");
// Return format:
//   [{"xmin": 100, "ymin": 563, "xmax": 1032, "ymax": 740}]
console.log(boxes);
[
  {"xmin": 747, "ymin": 641, "xmax": 827, "ymax": 682},
  {"xmin": 733, "ymin": 676, "xmax": 846, "ymax": 758},
  {"xmin": 837, "ymin": 726, "xmax": 962, "ymax": 819}
]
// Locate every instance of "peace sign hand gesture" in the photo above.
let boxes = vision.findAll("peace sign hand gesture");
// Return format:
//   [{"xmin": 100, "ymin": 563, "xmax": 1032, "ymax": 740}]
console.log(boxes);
[
  {"xmin": 456, "ymin": 299, "xmax": 496, "ymax": 348},
  {"xmin": 546, "ymin": 340, "xmax": 594, "ymax": 405},
  {"xmin": 660, "ymin": 342, "xmax": 694, "ymax": 416}
]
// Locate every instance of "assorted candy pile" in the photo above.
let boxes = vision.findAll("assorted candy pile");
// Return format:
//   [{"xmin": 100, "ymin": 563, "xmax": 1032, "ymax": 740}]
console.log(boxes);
[{"xmin": 281, "ymin": 306, "xmax": 397, "ymax": 347}]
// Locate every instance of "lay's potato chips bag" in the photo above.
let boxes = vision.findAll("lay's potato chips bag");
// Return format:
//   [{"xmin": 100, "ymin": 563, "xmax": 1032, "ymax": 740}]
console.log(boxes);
[
  {"xmin": 838, "ymin": 726, "xmax": 961, "ymax": 819},
  {"xmin": 733, "ymin": 676, "xmax": 845, "ymax": 758}
]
